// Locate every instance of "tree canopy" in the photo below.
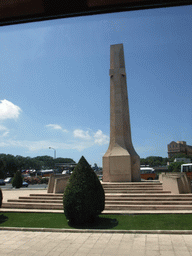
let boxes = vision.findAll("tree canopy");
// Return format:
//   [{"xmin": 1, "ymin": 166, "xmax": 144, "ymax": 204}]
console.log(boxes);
[
  {"xmin": 0, "ymin": 154, "xmax": 76, "ymax": 178},
  {"xmin": 168, "ymin": 162, "xmax": 184, "ymax": 172},
  {"xmin": 140, "ymin": 156, "xmax": 168, "ymax": 167}
]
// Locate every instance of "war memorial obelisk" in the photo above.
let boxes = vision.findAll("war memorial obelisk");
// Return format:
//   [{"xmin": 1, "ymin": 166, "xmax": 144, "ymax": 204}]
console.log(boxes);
[{"xmin": 103, "ymin": 44, "xmax": 140, "ymax": 182}]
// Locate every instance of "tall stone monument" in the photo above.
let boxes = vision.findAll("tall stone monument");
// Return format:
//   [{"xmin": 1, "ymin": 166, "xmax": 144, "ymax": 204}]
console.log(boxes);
[{"xmin": 103, "ymin": 44, "xmax": 140, "ymax": 182}]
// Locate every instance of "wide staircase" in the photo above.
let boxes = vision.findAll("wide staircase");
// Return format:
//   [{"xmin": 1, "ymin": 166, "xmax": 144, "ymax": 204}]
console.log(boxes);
[
  {"xmin": 103, "ymin": 182, "xmax": 192, "ymax": 211},
  {"xmin": 2, "ymin": 181, "xmax": 192, "ymax": 212}
]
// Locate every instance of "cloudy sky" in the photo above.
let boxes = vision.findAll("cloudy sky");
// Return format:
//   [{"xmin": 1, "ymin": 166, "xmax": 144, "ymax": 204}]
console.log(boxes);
[{"xmin": 0, "ymin": 5, "xmax": 192, "ymax": 166}]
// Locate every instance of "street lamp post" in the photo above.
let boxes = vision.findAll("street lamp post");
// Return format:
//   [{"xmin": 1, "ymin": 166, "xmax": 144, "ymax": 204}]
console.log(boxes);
[{"xmin": 49, "ymin": 147, "xmax": 56, "ymax": 159}]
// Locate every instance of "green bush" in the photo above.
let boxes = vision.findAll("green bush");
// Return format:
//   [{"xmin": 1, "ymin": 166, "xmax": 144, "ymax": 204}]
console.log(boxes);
[
  {"xmin": 63, "ymin": 156, "xmax": 105, "ymax": 224},
  {"xmin": 0, "ymin": 188, "xmax": 2, "ymax": 208},
  {"xmin": 12, "ymin": 170, "xmax": 23, "ymax": 188},
  {"xmin": 24, "ymin": 176, "xmax": 41, "ymax": 184},
  {"xmin": 168, "ymin": 162, "xmax": 184, "ymax": 172},
  {"xmin": 40, "ymin": 177, "xmax": 49, "ymax": 184},
  {"xmin": 23, "ymin": 176, "xmax": 49, "ymax": 185}
]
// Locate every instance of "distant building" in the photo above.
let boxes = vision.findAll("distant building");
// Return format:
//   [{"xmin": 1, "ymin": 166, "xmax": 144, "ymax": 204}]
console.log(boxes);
[
  {"xmin": 167, "ymin": 141, "xmax": 192, "ymax": 158},
  {"xmin": 174, "ymin": 158, "xmax": 191, "ymax": 163}
]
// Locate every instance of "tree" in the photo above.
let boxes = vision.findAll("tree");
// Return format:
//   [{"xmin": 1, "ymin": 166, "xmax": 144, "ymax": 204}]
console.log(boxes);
[
  {"xmin": 92, "ymin": 163, "xmax": 98, "ymax": 172},
  {"xmin": 5, "ymin": 161, "xmax": 17, "ymax": 177},
  {"xmin": 15, "ymin": 155, "xmax": 26, "ymax": 171},
  {"xmin": 0, "ymin": 154, "xmax": 77, "ymax": 176},
  {"xmin": 140, "ymin": 158, "xmax": 149, "ymax": 166},
  {"xmin": 12, "ymin": 170, "xmax": 23, "ymax": 188},
  {"xmin": 34, "ymin": 156, "xmax": 55, "ymax": 169},
  {"xmin": 146, "ymin": 156, "xmax": 163, "ymax": 167},
  {"xmin": 54, "ymin": 158, "xmax": 75, "ymax": 164},
  {"xmin": 162, "ymin": 157, "xmax": 169, "ymax": 166},
  {"xmin": 0, "ymin": 159, "xmax": 6, "ymax": 179},
  {"xmin": 168, "ymin": 162, "xmax": 184, "ymax": 172},
  {"xmin": 0, "ymin": 188, "xmax": 2, "ymax": 208},
  {"xmin": 63, "ymin": 156, "xmax": 105, "ymax": 224},
  {"xmin": 140, "ymin": 156, "xmax": 169, "ymax": 167},
  {"xmin": 0, "ymin": 154, "xmax": 17, "ymax": 176}
]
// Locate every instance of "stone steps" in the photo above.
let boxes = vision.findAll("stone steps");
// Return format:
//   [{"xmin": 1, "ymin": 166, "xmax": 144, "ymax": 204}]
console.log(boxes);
[
  {"xmin": 105, "ymin": 204, "xmax": 192, "ymax": 210},
  {"xmin": 3, "ymin": 202, "xmax": 63, "ymax": 210},
  {"xmin": 30, "ymin": 194, "xmax": 63, "ymax": 198},
  {"xmin": 105, "ymin": 197, "xmax": 192, "ymax": 201},
  {"xmin": 18, "ymin": 194, "xmax": 192, "ymax": 200},
  {"xmin": 102, "ymin": 184, "xmax": 163, "ymax": 189},
  {"xmin": 105, "ymin": 194, "xmax": 192, "ymax": 197},
  {"xmin": 104, "ymin": 189, "xmax": 169, "ymax": 193},
  {"xmin": 3, "ymin": 201, "xmax": 192, "ymax": 210},
  {"xmin": 102, "ymin": 183, "xmax": 161, "ymax": 187},
  {"xmin": 7, "ymin": 199, "xmax": 63, "ymax": 203},
  {"xmin": 19, "ymin": 196, "xmax": 62, "ymax": 200},
  {"xmin": 6, "ymin": 198, "xmax": 192, "ymax": 205},
  {"xmin": 106, "ymin": 200, "xmax": 192, "ymax": 205},
  {"xmin": 102, "ymin": 181, "xmax": 170, "ymax": 194},
  {"xmin": 2, "ymin": 181, "xmax": 192, "ymax": 212}
]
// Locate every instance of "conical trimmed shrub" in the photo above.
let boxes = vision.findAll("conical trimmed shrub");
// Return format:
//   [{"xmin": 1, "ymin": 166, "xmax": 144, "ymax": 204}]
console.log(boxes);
[
  {"xmin": 63, "ymin": 156, "xmax": 105, "ymax": 224},
  {"xmin": 12, "ymin": 170, "xmax": 23, "ymax": 188}
]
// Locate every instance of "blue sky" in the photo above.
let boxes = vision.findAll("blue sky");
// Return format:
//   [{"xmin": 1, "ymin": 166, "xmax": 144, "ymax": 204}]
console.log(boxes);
[{"xmin": 0, "ymin": 5, "xmax": 191, "ymax": 166}]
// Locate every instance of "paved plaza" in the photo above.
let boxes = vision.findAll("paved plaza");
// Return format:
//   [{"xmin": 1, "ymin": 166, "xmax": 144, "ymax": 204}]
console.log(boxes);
[{"xmin": 0, "ymin": 230, "xmax": 192, "ymax": 256}]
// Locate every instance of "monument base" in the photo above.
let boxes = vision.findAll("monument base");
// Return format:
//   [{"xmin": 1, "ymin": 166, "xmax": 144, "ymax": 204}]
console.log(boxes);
[
  {"xmin": 103, "ymin": 147, "xmax": 141, "ymax": 182},
  {"xmin": 130, "ymin": 155, "xmax": 141, "ymax": 182},
  {"xmin": 103, "ymin": 153, "xmax": 132, "ymax": 182}
]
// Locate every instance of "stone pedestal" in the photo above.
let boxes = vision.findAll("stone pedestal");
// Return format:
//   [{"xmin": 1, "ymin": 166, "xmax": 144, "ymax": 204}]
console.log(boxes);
[
  {"xmin": 159, "ymin": 173, "xmax": 191, "ymax": 194},
  {"xmin": 103, "ymin": 44, "xmax": 140, "ymax": 182},
  {"xmin": 47, "ymin": 174, "xmax": 70, "ymax": 193}
]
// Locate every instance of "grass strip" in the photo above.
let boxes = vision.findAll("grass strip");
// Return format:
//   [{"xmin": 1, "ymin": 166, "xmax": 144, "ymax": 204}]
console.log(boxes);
[{"xmin": 1, "ymin": 213, "xmax": 192, "ymax": 230}]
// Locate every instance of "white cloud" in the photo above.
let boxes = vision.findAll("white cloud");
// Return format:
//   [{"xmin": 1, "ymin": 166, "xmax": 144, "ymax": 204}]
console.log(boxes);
[
  {"xmin": 0, "ymin": 99, "xmax": 21, "ymax": 120},
  {"xmin": 73, "ymin": 129, "xmax": 109, "ymax": 145},
  {"xmin": 0, "ymin": 128, "xmax": 109, "ymax": 153},
  {"xmin": 94, "ymin": 130, "xmax": 109, "ymax": 145},
  {"xmin": 0, "ymin": 125, "xmax": 9, "ymax": 137},
  {"xmin": 46, "ymin": 124, "xmax": 68, "ymax": 133},
  {"xmin": 0, "ymin": 139, "xmax": 92, "ymax": 152},
  {"xmin": 0, "ymin": 142, "xmax": 7, "ymax": 147},
  {"xmin": 0, "ymin": 125, "xmax": 7, "ymax": 131},
  {"xmin": 2, "ymin": 131, "xmax": 9, "ymax": 137},
  {"xmin": 46, "ymin": 124, "xmax": 62, "ymax": 130},
  {"xmin": 73, "ymin": 129, "xmax": 91, "ymax": 140}
]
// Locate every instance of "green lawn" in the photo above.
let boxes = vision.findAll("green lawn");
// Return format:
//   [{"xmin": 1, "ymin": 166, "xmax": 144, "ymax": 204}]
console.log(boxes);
[{"xmin": 1, "ymin": 213, "xmax": 192, "ymax": 230}]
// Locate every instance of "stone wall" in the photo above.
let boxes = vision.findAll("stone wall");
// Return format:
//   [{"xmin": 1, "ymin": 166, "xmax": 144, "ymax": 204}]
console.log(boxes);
[{"xmin": 47, "ymin": 174, "xmax": 70, "ymax": 193}]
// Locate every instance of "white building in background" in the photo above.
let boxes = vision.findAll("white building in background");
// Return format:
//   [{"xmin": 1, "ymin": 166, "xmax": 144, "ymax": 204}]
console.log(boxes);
[{"xmin": 174, "ymin": 158, "xmax": 191, "ymax": 163}]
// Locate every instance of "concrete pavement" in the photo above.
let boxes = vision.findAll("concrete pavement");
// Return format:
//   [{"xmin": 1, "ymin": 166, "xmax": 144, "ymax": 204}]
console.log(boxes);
[
  {"xmin": 1, "ymin": 189, "xmax": 47, "ymax": 203},
  {"xmin": 1, "ymin": 230, "xmax": 192, "ymax": 256}
]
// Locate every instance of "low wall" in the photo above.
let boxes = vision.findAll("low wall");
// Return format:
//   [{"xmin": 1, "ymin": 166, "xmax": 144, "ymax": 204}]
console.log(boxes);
[
  {"xmin": 159, "ymin": 172, "xmax": 191, "ymax": 194},
  {"xmin": 47, "ymin": 174, "xmax": 70, "ymax": 193}
]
